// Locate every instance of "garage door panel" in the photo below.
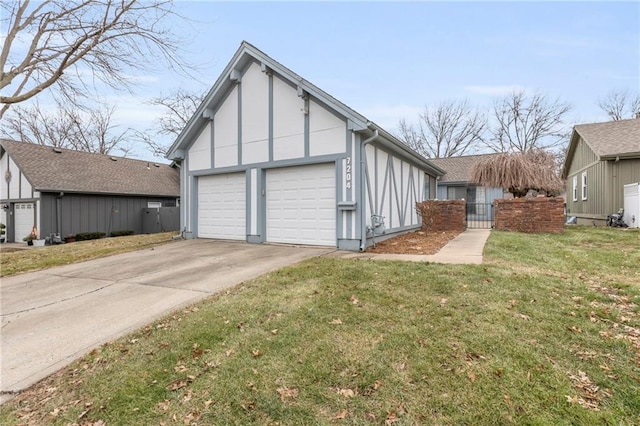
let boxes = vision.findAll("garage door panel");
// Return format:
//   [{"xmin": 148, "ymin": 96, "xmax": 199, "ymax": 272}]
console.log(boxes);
[
  {"xmin": 266, "ymin": 163, "xmax": 335, "ymax": 246},
  {"xmin": 14, "ymin": 203, "xmax": 34, "ymax": 243},
  {"xmin": 198, "ymin": 173, "xmax": 246, "ymax": 240}
]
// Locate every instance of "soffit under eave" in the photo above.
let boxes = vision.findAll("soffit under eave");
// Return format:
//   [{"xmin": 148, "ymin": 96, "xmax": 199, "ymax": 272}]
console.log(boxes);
[
  {"xmin": 560, "ymin": 130, "xmax": 582, "ymax": 179},
  {"xmin": 165, "ymin": 45, "xmax": 249, "ymax": 160}
]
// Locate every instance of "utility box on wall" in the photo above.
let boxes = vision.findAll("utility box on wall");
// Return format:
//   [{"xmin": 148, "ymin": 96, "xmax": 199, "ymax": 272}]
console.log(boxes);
[{"xmin": 623, "ymin": 183, "xmax": 640, "ymax": 228}]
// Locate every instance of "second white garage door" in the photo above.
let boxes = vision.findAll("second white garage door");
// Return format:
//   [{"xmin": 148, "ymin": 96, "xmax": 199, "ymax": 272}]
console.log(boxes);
[
  {"xmin": 266, "ymin": 163, "xmax": 335, "ymax": 246},
  {"xmin": 198, "ymin": 173, "xmax": 246, "ymax": 240}
]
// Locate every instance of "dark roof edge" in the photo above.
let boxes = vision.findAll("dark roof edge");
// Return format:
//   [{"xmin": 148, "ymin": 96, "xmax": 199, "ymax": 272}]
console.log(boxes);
[{"xmin": 35, "ymin": 188, "xmax": 179, "ymax": 197}]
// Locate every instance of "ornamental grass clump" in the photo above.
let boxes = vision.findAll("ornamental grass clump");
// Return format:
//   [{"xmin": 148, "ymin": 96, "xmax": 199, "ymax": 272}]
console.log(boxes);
[{"xmin": 471, "ymin": 149, "xmax": 564, "ymax": 197}]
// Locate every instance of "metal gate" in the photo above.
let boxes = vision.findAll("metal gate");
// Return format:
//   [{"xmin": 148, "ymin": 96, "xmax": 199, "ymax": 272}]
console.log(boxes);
[{"xmin": 467, "ymin": 202, "xmax": 494, "ymax": 229}]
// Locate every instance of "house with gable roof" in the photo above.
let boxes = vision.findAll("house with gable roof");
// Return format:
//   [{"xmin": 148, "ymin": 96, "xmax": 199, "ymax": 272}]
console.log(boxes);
[
  {"xmin": 166, "ymin": 41, "xmax": 445, "ymax": 250},
  {"xmin": 0, "ymin": 139, "xmax": 180, "ymax": 242},
  {"xmin": 429, "ymin": 153, "xmax": 508, "ymax": 203},
  {"xmin": 562, "ymin": 117, "xmax": 640, "ymax": 226},
  {"xmin": 429, "ymin": 153, "xmax": 508, "ymax": 226}
]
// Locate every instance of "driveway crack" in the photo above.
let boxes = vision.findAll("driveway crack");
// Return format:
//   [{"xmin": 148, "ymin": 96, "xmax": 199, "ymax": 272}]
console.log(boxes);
[
  {"xmin": 117, "ymin": 280, "xmax": 211, "ymax": 294},
  {"xmin": 1, "ymin": 279, "xmax": 116, "ymax": 317}
]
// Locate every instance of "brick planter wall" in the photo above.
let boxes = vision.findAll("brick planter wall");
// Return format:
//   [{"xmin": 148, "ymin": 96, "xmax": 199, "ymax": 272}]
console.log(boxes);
[
  {"xmin": 416, "ymin": 200, "xmax": 466, "ymax": 232},
  {"xmin": 494, "ymin": 197, "xmax": 565, "ymax": 233}
]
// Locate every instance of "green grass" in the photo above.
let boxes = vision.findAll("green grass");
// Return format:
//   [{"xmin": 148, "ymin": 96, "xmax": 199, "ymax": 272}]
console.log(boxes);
[
  {"xmin": 0, "ymin": 232, "xmax": 179, "ymax": 277},
  {"xmin": 1, "ymin": 227, "xmax": 639, "ymax": 425}
]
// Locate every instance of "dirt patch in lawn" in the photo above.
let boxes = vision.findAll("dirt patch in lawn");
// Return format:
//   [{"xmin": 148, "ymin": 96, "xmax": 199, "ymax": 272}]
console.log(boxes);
[{"xmin": 366, "ymin": 229, "xmax": 462, "ymax": 255}]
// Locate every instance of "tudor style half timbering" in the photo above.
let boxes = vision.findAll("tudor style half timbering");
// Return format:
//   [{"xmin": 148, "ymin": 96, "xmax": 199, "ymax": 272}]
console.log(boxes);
[{"xmin": 167, "ymin": 42, "xmax": 444, "ymax": 250}]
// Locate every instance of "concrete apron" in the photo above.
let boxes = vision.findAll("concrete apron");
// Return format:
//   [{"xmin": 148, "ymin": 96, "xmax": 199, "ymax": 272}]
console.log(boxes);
[{"xmin": 0, "ymin": 240, "xmax": 333, "ymax": 403}]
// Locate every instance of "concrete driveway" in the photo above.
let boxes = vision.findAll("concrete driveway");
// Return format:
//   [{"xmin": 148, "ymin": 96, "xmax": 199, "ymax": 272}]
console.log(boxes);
[{"xmin": 1, "ymin": 240, "xmax": 332, "ymax": 401}]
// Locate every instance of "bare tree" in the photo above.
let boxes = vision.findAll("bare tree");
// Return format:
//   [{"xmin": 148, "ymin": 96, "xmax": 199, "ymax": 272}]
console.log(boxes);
[
  {"xmin": 487, "ymin": 90, "xmax": 571, "ymax": 153},
  {"xmin": 397, "ymin": 100, "xmax": 486, "ymax": 158},
  {"xmin": 597, "ymin": 90, "xmax": 640, "ymax": 121},
  {"xmin": 2, "ymin": 101, "xmax": 132, "ymax": 155},
  {"xmin": 471, "ymin": 149, "xmax": 564, "ymax": 197},
  {"xmin": 0, "ymin": 0, "xmax": 190, "ymax": 118},
  {"xmin": 136, "ymin": 88, "xmax": 205, "ymax": 157}
]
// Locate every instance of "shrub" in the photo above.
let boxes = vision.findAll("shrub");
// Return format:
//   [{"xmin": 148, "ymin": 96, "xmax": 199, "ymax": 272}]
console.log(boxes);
[
  {"xmin": 110, "ymin": 230, "xmax": 134, "ymax": 237},
  {"xmin": 75, "ymin": 232, "xmax": 106, "ymax": 241}
]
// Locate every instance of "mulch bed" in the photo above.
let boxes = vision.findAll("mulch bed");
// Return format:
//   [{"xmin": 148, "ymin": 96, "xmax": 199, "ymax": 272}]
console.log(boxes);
[{"xmin": 366, "ymin": 229, "xmax": 462, "ymax": 255}]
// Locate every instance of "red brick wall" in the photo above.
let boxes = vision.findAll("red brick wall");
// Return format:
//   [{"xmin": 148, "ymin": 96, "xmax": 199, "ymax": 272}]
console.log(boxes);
[
  {"xmin": 494, "ymin": 197, "xmax": 565, "ymax": 233},
  {"xmin": 416, "ymin": 200, "xmax": 466, "ymax": 232}
]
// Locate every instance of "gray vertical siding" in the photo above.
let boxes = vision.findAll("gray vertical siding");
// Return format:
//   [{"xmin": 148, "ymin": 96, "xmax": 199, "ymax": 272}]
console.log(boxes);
[
  {"xmin": 565, "ymin": 137, "xmax": 640, "ymax": 222},
  {"xmin": 607, "ymin": 160, "xmax": 640, "ymax": 213},
  {"xmin": 39, "ymin": 193, "xmax": 178, "ymax": 237}
]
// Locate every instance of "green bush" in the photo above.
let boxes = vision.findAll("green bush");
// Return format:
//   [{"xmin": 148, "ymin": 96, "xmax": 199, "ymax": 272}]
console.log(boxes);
[
  {"xmin": 75, "ymin": 232, "xmax": 106, "ymax": 241},
  {"xmin": 110, "ymin": 230, "xmax": 134, "ymax": 237}
]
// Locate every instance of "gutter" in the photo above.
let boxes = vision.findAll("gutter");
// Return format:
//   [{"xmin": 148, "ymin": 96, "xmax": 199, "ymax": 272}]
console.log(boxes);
[{"xmin": 359, "ymin": 129, "xmax": 379, "ymax": 251}]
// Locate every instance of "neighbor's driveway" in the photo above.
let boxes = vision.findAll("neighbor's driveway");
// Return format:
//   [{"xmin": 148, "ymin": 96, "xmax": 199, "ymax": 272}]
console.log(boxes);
[{"xmin": 1, "ymin": 240, "xmax": 332, "ymax": 400}]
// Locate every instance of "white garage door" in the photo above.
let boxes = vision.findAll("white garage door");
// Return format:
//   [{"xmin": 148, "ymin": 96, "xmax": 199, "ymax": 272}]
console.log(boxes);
[
  {"xmin": 266, "ymin": 163, "xmax": 335, "ymax": 246},
  {"xmin": 14, "ymin": 202, "xmax": 34, "ymax": 243},
  {"xmin": 198, "ymin": 173, "xmax": 246, "ymax": 240}
]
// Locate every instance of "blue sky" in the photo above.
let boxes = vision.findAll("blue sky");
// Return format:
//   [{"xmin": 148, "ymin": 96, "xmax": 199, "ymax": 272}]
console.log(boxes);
[{"xmin": 18, "ymin": 1, "xmax": 640, "ymax": 161}]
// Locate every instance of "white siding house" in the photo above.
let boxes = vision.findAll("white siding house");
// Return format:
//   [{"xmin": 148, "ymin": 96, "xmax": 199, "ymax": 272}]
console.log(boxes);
[{"xmin": 166, "ymin": 42, "xmax": 444, "ymax": 250}]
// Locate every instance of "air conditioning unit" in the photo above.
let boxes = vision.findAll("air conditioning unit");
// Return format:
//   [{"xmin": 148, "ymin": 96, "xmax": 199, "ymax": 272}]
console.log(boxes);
[{"xmin": 623, "ymin": 182, "xmax": 640, "ymax": 228}]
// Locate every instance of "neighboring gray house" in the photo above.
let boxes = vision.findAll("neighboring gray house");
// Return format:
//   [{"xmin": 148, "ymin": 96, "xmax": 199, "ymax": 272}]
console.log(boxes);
[
  {"xmin": 429, "ymin": 153, "xmax": 508, "ymax": 203},
  {"xmin": 562, "ymin": 117, "xmax": 640, "ymax": 226},
  {"xmin": 0, "ymin": 139, "xmax": 180, "ymax": 242},
  {"xmin": 166, "ymin": 41, "xmax": 444, "ymax": 250}
]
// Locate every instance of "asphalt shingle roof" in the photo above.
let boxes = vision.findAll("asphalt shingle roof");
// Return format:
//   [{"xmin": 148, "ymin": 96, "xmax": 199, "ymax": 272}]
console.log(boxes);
[
  {"xmin": 429, "ymin": 153, "xmax": 501, "ymax": 183},
  {"xmin": 574, "ymin": 118, "xmax": 640, "ymax": 158},
  {"xmin": 1, "ymin": 139, "xmax": 179, "ymax": 197}
]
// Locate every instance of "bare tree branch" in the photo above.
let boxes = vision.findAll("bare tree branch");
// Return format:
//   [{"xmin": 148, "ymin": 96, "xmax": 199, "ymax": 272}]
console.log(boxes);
[
  {"xmin": 0, "ymin": 0, "xmax": 192, "ymax": 118},
  {"xmin": 1, "ymin": 100, "xmax": 132, "ymax": 155},
  {"xmin": 396, "ymin": 99, "xmax": 486, "ymax": 158},
  {"xmin": 486, "ymin": 90, "xmax": 572, "ymax": 153},
  {"xmin": 134, "ymin": 88, "xmax": 205, "ymax": 157},
  {"xmin": 598, "ymin": 89, "xmax": 640, "ymax": 121}
]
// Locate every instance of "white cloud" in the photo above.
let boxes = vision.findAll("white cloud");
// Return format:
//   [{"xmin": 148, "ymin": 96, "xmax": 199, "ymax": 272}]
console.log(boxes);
[{"xmin": 464, "ymin": 85, "xmax": 528, "ymax": 96}]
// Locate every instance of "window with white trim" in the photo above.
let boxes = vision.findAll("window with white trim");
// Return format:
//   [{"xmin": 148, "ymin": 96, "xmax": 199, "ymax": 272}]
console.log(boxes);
[
  {"xmin": 581, "ymin": 172, "xmax": 587, "ymax": 200},
  {"xmin": 572, "ymin": 176, "xmax": 578, "ymax": 201}
]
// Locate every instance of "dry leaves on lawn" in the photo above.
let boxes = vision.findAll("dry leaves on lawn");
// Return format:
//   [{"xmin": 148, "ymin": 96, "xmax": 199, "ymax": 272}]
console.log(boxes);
[{"xmin": 367, "ymin": 230, "xmax": 461, "ymax": 255}]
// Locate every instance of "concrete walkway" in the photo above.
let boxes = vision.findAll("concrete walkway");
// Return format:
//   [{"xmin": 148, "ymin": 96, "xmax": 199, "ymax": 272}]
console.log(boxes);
[{"xmin": 329, "ymin": 228, "xmax": 491, "ymax": 264}]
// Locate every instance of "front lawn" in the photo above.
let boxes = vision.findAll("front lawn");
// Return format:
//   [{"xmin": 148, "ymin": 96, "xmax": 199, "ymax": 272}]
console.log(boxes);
[{"xmin": 1, "ymin": 227, "xmax": 638, "ymax": 425}]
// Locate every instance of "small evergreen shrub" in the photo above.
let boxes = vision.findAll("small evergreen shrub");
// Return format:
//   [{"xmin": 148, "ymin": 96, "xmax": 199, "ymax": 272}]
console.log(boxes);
[
  {"xmin": 110, "ymin": 230, "xmax": 135, "ymax": 237},
  {"xmin": 75, "ymin": 232, "xmax": 106, "ymax": 241}
]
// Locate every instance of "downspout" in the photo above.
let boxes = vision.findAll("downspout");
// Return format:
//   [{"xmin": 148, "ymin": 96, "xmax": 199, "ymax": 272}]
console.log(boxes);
[
  {"xmin": 56, "ymin": 192, "xmax": 64, "ymax": 236},
  {"xmin": 359, "ymin": 129, "xmax": 379, "ymax": 251}
]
